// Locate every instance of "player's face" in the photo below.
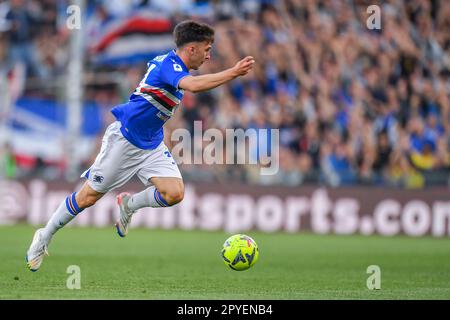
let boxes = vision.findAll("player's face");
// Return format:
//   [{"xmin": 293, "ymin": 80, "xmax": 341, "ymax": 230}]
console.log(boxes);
[{"xmin": 189, "ymin": 41, "xmax": 212, "ymax": 70}]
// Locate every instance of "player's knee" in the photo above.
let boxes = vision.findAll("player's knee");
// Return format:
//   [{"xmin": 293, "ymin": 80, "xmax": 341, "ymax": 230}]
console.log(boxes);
[
  {"xmin": 162, "ymin": 186, "xmax": 184, "ymax": 206},
  {"xmin": 172, "ymin": 189, "xmax": 184, "ymax": 205}
]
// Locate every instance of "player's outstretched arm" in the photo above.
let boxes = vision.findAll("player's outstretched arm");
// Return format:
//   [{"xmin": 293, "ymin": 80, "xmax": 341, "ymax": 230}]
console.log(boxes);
[{"xmin": 178, "ymin": 56, "xmax": 255, "ymax": 93}]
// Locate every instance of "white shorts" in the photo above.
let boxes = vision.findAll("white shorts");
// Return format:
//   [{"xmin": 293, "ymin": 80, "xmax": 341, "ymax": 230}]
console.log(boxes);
[{"xmin": 81, "ymin": 121, "xmax": 182, "ymax": 193}]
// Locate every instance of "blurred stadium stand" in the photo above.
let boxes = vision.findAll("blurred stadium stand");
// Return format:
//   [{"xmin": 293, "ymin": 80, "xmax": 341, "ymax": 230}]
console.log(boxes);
[{"xmin": 0, "ymin": 0, "xmax": 449, "ymax": 188}]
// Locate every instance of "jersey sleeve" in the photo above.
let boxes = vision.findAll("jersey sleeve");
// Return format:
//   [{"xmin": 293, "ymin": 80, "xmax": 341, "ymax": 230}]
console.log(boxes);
[{"xmin": 160, "ymin": 59, "xmax": 190, "ymax": 89}]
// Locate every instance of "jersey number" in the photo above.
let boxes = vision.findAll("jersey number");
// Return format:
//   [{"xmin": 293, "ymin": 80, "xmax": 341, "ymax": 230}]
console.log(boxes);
[{"xmin": 164, "ymin": 150, "xmax": 172, "ymax": 158}]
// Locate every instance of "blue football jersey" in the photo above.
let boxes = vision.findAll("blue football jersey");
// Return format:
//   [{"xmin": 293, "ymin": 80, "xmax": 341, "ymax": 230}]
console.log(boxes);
[{"xmin": 111, "ymin": 50, "xmax": 190, "ymax": 149}]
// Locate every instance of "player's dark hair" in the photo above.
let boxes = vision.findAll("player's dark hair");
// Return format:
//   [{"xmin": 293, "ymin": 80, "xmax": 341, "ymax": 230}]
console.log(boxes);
[{"xmin": 173, "ymin": 20, "xmax": 215, "ymax": 48}]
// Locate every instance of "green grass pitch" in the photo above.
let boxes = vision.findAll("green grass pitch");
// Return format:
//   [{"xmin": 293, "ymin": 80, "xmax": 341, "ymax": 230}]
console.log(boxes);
[{"xmin": 1, "ymin": 225, "xmax": 450, "ymax": 299}]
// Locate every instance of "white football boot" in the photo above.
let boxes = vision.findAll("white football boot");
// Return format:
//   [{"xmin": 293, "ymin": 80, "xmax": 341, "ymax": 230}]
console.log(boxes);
[
  {"xmin": 26, "ymin": 228, "xmax": 50, "ymax": 272},
  {"xmin": 115, "ymin": 192, "xmax": 135, "ymax": 237}
]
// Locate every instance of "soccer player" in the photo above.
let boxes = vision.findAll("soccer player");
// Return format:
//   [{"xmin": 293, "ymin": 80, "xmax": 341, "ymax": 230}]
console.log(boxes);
[{"xmin": 26, "ymin": 20, "xmax": 255, "ymax": 271}]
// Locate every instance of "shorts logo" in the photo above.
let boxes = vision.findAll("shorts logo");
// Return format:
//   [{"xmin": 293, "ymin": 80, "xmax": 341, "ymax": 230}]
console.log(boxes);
[{"xmin": 93, "ymin": 175, "xmax": 104, "ymax": 183}]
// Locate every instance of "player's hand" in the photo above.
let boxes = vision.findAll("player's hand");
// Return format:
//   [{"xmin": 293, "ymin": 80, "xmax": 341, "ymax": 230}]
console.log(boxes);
[{"xmin": 232, "ymin": 56, "xmax": 255, "ymax": 77}]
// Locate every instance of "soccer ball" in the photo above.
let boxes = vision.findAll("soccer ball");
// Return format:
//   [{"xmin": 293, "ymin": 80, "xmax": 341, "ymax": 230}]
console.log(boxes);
[{"xmin": 221, "ymin": 234, "xmax": 259, "ymax": 271}]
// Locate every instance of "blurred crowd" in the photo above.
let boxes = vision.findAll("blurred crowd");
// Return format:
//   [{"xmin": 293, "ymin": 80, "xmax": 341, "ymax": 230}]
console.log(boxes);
[{"xmin": 1, "ymin": 0, "xmax": 449, "ymax": 188}]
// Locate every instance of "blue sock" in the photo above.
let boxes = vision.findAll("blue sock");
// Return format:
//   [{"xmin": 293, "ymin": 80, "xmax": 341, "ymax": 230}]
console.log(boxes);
[
  {"xmin": 42, "ymin": 192, "xmax": 84, "ymax": 240},
  {"xmin": 128, "ymin": 186, "xmax": 170, "ymax": 211},
  {"xmin": 153, "ymin": 189, "xmax": 169, "ymax": 207},
  {"xmin": 65, "ymin": 192, "xmax": 84, "ymax": 216}
]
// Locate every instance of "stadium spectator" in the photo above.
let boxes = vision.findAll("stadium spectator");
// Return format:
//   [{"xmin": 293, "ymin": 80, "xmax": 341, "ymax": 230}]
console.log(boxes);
[{"xmin": 2, "ymin": 0, "xmax": 449, "ymax": 188}]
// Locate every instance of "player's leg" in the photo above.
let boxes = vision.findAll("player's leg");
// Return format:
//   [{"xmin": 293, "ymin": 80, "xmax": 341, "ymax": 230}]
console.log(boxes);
[
  {"xmin": 115, "ymin": 177, "xmax": 184, "ymax": 237},
  {"xmin": 26, "ymin": 182, "xmax": 104, "ymax": 271},
  {"xmin": 129, "ymin": 177, "xmax": 184, "ymax": 209},
  {"xmin": 42, "ymin": 182, "xmax": 104, "ymax": 240},
  {"xmin": 150, "ymin": 176, "xmax": 185, "ymax": 205},
  {"xmin": 115, "ymin": 143, "xmax": 183, "ymax": 237},
  {"xmin": 26, "ymin": 121, "xmax": 139, "ymax": 271}
]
